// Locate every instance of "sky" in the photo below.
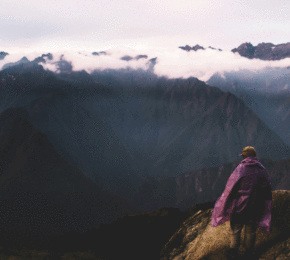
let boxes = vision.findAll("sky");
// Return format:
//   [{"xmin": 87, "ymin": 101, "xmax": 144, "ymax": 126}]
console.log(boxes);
[{"xmin": 1, "ymin": 0, "xmax": 290, "ymax": 81}]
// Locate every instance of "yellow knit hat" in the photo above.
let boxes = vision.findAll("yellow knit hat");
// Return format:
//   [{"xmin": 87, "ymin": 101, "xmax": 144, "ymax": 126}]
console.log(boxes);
[{"xmin": 239, "ymin": 146, "xmax": 257, "ymax": 157}]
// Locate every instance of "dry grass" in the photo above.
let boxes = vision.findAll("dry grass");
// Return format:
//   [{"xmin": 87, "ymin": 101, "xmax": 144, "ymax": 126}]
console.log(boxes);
[{"xmin": 184, "ymin": 190, "xmax": 290, "ymax": 260}]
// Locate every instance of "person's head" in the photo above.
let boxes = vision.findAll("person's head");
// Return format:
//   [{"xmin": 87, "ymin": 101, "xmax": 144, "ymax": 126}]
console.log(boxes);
[{"xmin": 239, "ymin": 146, "xmax": 257, "ymax": 159}]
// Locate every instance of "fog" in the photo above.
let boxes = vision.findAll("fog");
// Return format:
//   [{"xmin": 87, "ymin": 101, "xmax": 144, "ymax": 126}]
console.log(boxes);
[{"xmin": 1, "ymin": 46, "xmax": 290, "ymax": 84}]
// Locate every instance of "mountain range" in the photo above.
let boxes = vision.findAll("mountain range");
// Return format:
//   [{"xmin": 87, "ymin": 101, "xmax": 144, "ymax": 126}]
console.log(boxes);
[
  {"xmin": 0, "ymin": 41, "xmax": 289, "ymax": 247},
  {"xmin": 179, "ymin": 41, "xmax": 290, "ymax": 60}
]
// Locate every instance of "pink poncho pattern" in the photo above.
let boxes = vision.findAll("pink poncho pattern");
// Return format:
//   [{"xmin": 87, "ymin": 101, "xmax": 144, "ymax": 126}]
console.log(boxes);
[{"xmin": 211, "ymin": 156, "xmax": 272, "ymax": 233}]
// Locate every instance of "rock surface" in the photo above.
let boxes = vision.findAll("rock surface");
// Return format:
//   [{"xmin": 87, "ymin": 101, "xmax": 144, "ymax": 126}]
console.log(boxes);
[{"xmin": 160, "ymin": 190, "xmax": 290, "ymax": 260}]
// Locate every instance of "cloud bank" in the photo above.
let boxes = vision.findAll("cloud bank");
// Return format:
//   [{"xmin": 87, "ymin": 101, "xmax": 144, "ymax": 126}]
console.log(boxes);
[{"xmin": 1, "ymin": 46, "xmax": 290, "ymax": 83}]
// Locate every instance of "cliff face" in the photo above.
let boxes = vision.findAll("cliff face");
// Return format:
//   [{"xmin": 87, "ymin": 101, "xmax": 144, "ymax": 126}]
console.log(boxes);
[{"xmin": 0, "ymin": 107, "xmax": 142, "ymax": 242}]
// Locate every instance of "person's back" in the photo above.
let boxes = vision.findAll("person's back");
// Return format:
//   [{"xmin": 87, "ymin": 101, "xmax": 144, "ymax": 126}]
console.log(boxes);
[
  {"xmin": 211, "ymin": 146, "xmax": 272, "ymax": 259},
  {"xmin": 231, "ymin": 156, "xmax": 272, "ymax": 225}
]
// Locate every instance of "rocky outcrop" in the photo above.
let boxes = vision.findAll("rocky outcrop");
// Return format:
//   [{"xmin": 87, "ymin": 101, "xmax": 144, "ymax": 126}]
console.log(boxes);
[
  {"xmin": 160, "ymin": 190, "xmax": 290, "ymax": 260},
  {"xmin": 232, "ymin": 42, "xmax": 290, "ymax": 60}
]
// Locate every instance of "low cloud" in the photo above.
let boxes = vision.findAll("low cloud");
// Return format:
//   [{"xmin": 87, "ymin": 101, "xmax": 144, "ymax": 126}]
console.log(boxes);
[{"xmin": 1, "ymin": 46, "xmax": 290, "ymax": 83}]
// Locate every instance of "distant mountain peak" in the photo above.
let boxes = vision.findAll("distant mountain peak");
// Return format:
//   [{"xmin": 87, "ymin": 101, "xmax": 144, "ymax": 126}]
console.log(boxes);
[
  {"xmin": 179, "ymin": 44, "xmax": 222, "ymax": 52},
  {"xmin": 2, "ymin": 56, "xmax": 30, "ymax": 70},
  {"xmin": 120, "ymin": 54, "xmax": 148, "ymax": 61},
  {"xmin": 32, "ymin": 53, "xmax": 53, "ymax": 64},
  {"xmin": 231, "ymin": 41, "xmax": 290, "ymax": 60},
  {"xmin": 0, "ymin": 51, "xmax": 9, "ymax": 60},
  {"xmin": 179, "ymin": 44, "xmax": 205, "ymax": 52},
  {"xmin": 92, "ymin": 51, "xmax": 107, "ymax": 56},
  {"xmin": 208, "ymin": 46, "xmax": 222, "ymax": 51},
  {"xmin": 135, "ymin": 54, "xmax": 148, "ymax": 60}
]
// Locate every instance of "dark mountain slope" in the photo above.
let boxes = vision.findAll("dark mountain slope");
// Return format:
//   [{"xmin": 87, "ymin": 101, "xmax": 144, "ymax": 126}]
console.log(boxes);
[
  {"xmin": 206, "ymin": 68, "xmax": 290, "ymax": 148},
  {"xmin": 43, "ymin": 200, "xmax": 217, "ymax": 260},
  {"xmin": 116, "ymin": 77, "xmax": 290, "ymax": 178},
  {"xmin": 0, "ymin": 107, "xmax": 142, "ymax": 244},
  {"xmin": 0, "ymin": 63, "xmax": 290, "ymax": 213}
]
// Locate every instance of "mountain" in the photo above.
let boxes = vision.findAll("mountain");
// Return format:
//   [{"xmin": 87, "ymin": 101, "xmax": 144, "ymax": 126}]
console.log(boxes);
[
  {"xmin": 179, "ymin": 44, "xmax": 222, "ymax": 51},
  {"xmin": 0, "ymin": 106, "xmax": 142, "ymax": 243},
  {"xmin": 2, "ymin": 56, "xmax": 30, "ymax": 70},
  {"xmin": 0, "ymin": 53, "xmax": 290, "ymax": 211},
  {"xmin": 0, "ymin": 51, "xmax": 9, "ymax": 60},
  {"xmin": 120, "ymin": 54, "xmax": 148, "ymax": 61},
  {"xmin": 114, "ymin": 76, "xmax": 290, "ymax": 175},
  {"xmin": 177, "ymin": 41, "xmax": 290, "ymax": 59},
  {"xmin": 92, "ymin": 51, "xmax": 107, "ymax": 56},
  {"xmin": 231, "ymin": 41, "xmax": 290, "ymax": 60},
  {"xmin": 32, "ymin": 53, "xmax": 53, "ymax": 63},
  {"xmin": 0, "ymin": 47, "xmax": 290, "ymax": 259},
  {"xmin": 206, "ymin": 68, "xmax": 290, "ymax": 149},
  {"xmin": 0, "ymin": 62, "xmax": 290, "ymax": 215}
]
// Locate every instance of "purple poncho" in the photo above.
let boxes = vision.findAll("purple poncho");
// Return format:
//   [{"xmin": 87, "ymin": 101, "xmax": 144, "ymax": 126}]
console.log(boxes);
[{"xmin": 211, "ymin": 156, "xmax": 272, "ymax": 233}]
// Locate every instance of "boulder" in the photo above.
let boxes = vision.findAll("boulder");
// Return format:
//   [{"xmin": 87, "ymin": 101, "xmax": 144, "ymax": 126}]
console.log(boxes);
[{"xmin": 161, "ymin": 190, "xmax": 290, "ymax": 260}]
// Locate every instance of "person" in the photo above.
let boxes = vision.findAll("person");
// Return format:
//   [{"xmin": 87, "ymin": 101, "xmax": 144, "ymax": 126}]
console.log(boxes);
[{"xmin": 211, "ymin": 146, "xmax": 272, "ymax": 259}]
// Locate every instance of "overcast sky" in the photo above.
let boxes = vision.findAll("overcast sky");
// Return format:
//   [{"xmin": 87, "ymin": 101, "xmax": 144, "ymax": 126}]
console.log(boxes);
[
  {"xmin": 1, "ymin": 0, "xmax": 290, "ymax": 53},
  {"xmin": 1, "ymin": 0, "xmax": 290, "ymax": 82}
]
